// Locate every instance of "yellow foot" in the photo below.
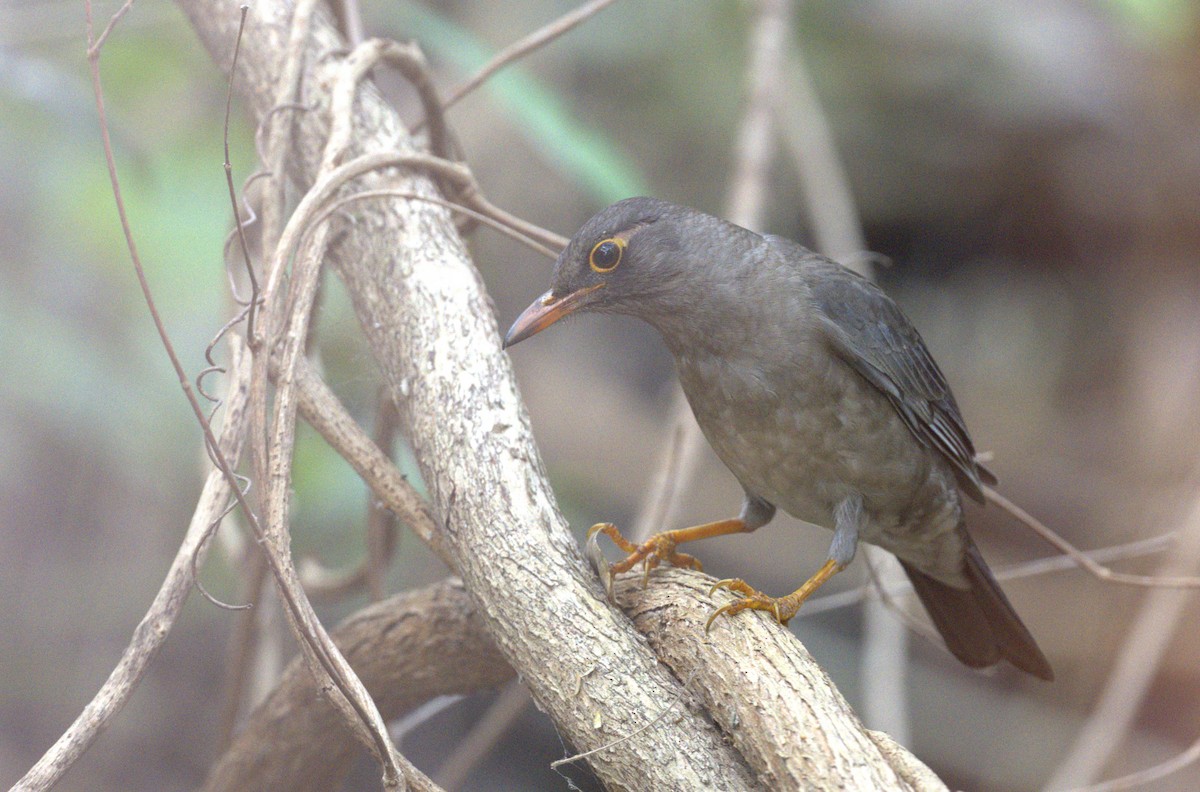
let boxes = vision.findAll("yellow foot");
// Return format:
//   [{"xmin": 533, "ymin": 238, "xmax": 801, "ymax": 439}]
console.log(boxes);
[
  {"xmin": 705, "ymin": 579, "xmax": 797, "ymax": 632},
  {"xmin": 705, "ymin": 558, "xmax": 844, "ymax": 633},
  {"xmin": 585, "ymin": 522, "xmax": 702, "ymax": 598}
]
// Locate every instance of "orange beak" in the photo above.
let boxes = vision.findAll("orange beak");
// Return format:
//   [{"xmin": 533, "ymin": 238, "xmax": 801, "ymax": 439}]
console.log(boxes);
[{"xmin": 503, "ymin": 283, "xmax": 605, "ymax": 348}]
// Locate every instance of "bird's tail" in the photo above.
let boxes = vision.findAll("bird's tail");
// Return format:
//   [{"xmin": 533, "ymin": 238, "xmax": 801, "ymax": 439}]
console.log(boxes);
[{"xmin": 899, "ymin": 531, "xmax": 1053, "ymax": 680}]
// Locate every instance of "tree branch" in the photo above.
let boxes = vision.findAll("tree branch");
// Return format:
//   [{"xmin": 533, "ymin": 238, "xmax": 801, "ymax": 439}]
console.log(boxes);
[
  {"xmin": 203, "ymin": 579, "xmax": 511, "ymax": 792},
  {"xmin": 178, "ymin": 2, "xmax": 758, "ymax": 788},
  {"xmin": 207, "ymin": 571, "xmax": 946, "ymax": 792},
  {"xmin": 617, "ymin": 570, "xmax": 946, "ymax": 791}
]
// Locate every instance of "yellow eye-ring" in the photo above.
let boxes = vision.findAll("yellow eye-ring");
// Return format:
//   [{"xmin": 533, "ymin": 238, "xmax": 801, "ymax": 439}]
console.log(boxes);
[{"xmin": 588, "ymin": 238, "xmax": 625, "ymax": 273}]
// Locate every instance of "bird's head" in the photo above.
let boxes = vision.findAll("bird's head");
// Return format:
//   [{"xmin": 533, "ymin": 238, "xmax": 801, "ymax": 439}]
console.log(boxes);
[{"xmin": 504, "ymin": 197, "xmax": 715, "ymax": 348}]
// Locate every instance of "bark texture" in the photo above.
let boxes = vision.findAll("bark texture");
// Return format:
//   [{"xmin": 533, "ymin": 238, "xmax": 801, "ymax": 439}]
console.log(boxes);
[
  {"xmin": 619, "ymin": 570, "xmax": 948, "ymax": 791},
  {"xmin": 179, "ymin": 2, "xmax": 757, "ymax": 788},
  {"xmin": 204, "ymin": 580, "xmax": 510, "ymax": 792}
]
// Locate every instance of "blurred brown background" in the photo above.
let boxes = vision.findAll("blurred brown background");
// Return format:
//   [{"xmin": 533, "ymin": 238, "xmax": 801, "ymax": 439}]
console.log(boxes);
[{"xmin": 3, "ymin": 1, "xmax": 1200, "ymax": 790}]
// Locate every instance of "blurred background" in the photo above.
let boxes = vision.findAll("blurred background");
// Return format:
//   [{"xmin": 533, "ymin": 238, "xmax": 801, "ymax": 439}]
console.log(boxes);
[{"xmin": 4, "ymin": 0, "xmax": 1200, "ymax": 790}]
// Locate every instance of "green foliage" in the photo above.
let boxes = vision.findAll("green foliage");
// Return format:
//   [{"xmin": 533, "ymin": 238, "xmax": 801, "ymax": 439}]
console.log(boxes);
[
  {"xmin": 394, "ymin": 2, "xmax": 650, "ymax": 204},
  {"xmin": 1105, "ymin": 0, "xmax": 1197, "ymax": 44}
]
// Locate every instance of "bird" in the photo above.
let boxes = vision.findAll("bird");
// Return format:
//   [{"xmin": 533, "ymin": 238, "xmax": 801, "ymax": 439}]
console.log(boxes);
[{"xmin": 503, "ymin": 196, "xmax": 1052, "ymax": 680}]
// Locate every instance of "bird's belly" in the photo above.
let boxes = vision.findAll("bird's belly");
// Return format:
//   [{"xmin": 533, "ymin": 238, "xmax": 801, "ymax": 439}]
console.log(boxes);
[
  {"xmin": 705, "ymin": 391, "xmax": 925, "ymax": 528},
  {"xmin": 678, "ymin": 351, "xmax": 959, "ymax": 554}
]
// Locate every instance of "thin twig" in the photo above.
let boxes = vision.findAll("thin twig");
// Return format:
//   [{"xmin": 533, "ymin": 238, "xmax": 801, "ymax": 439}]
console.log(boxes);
[
  {"xmin": 994, "ymin": 532, "xmax": 1175, "ymax": 580},
  {"xmin": 259, "ymin": 147, "xmax": 566, "ymax": 285},
  {"xmin": 189, "ymin": 474, "xmax": 254, "ymax": 611},
  {"xmin": 800, "ymin": 532, "xmax": 1179, "ymax": 618},
  {"xmin": 328, "ymin": 40, "xmax": 450, "ymax": 164},
  {"xmin": 310, "ymin": 189, "xmax": 561, "ymax": 259},
  {"xmin": 425, "ymin": 0, "xmax": 622, "ymax": 124},
  {"xmin": 188, "ymin": 5, "xmax": 259, "ymax": 616},
  {"xmin": 85, "ymin": 0, "xmax": 135, "ymax": 56},
  {"xmin": 198, "ymin": 304, "xmax": 252, "ymax": 404},
  {"xmin": 223, "ymin": 5, "xmax": 260, "ymax": 339},
  {"xmin": 11, "ymin": 336, "xmax": 253, "ymax": 791},
  {"xmin": 83, "ymin": 0, "xmax": 267, "ymax": 632},
  {"xmin": 433, "ymin": 682, "xmax": 531, "ymax": 790},
  {"xmin": 1068, "ymin": 733, "xmax": 1200, "ymax": 792},
  {"xmin": 861, "ymin": 551, "xmax": 940, "ymax": 644},
  {"xmin": 366, "ymin": 389, "xmax": 399, "ymax": 601},
  {"xmin": 299, "ymin": 554, "xmax": 373, "ymax": 600},
  {"xmin": 1046, "ymin": 484, "xmax": 1200, "ymax": 789},
  {"xmin": 774, "ymin": 41, "xmax": 868, "ymax": 266},
  {"xmin": 288, "ymin": 357, "xmax": 450, "ymax": 567},
  {"xmin": 987, "ymin": 486, "xmax": 1200, "ymax": 588},
  {"xmin": 724, "ymin": 0, "xmax": 784, "ymax": 231},
  {"xmin": 258, "ymin": 0, "xmax": 319, "ymax": 264},
  {"xmin": 84, "ymin": 0, "xmax": 243, "ymax": 505},
  {"xmin": 629, "ymin": 420, "xmax": 685, "ymax": 540},
  {"xmin": 296, "ymin": 389, "xmax": 402, "ymax": 603},
  {"xmin": 216, "ymin": 547, "xmax": 270, "ymax": 749},
  {"xmin": 264, "ymin": 150, "xmax": 477, "ymax": 299},
  {"xmin": 252, "ymin": 102, "xmax": 312, "ymax": 165},
  {"xmin": 236, "ymin": 11, "xmax": 320, "ymax": 770}
]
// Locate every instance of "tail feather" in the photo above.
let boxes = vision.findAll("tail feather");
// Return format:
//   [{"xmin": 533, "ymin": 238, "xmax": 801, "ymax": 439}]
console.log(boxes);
[{"xmin": 900, "ymin": 534, "xmax": 1053, "ymax": 681}]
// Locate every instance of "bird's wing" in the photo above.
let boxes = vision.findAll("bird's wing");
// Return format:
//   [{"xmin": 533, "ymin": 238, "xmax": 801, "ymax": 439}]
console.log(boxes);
[{"xmin": 801, "ymin": 255, "xmax": 996, "ymax": 502}]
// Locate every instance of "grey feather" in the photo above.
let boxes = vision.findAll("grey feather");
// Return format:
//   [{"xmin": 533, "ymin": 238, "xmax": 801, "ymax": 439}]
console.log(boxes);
[{"xmin": 791, "ymin": 249, "xmax": 997, "ymax": 503}]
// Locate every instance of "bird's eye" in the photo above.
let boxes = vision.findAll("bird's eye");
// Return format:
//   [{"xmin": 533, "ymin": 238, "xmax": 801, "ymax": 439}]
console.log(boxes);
[{"xmin": 588, "ymin": 238, "xmax": 624, "ymax": 273}]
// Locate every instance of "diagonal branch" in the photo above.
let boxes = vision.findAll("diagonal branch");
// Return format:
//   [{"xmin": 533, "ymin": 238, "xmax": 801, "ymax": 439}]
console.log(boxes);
[
  {"xmin": 178, "ymin": 1, "xmax": 759, "ymax": 789},
  {"xmin": 437, "ymin": 0, "xmax": 621, "ymax": 116},
  {"xmin": 618, "ymin": 569, "xmax": 946, "ymax": 791},
  {"xmin": 12, "ymin": 339, "xmax": 252, "ymax": 792}
]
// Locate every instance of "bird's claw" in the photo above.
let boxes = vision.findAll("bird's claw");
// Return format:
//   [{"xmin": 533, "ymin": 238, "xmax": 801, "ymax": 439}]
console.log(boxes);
[
  {"xmin": 586, "ymin": 522, "xmax": 702, "ymax": 599},
  {"xmin": 584, "ymin": 525, "xmax": 615, "ymax": 598},
  {"xmin": 705, "ymin": 578, "xmax": 786, "ymax": 633}
]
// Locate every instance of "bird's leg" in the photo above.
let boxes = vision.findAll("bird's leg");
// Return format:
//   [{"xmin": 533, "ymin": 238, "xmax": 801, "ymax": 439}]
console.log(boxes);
[
  {"xmin": 706, "ymin": 495, "xmax": 863, "ymax": 631},
  {"xmin": 587, "ymin": 495, "xmax": 775, "ymax": 597}
]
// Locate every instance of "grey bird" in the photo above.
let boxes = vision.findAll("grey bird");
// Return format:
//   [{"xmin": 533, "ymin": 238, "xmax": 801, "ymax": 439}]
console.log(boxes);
[{"xmin": 504, "ymin": 197, "xmax": 1052, "ymax": 680}]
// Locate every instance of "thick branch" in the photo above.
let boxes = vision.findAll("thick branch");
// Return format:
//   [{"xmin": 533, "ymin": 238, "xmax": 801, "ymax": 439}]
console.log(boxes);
[
  {"xmin": 618, "ymin": 570, "xmax": 946, "ymax": 791},
  {"xmin": 204, "ymin": 579, "xmax": 510, "ymax": 792},
  {"xmin": 179, "ymin": 2, "xmax": 757, "ymax": 788},
  {"xmin": 210, "ymin": 571, "xmax": 946, "ymax": 792}
]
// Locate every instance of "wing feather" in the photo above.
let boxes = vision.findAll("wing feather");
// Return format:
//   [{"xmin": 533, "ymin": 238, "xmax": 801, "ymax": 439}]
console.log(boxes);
[{"xmin": 796, "ymin": 253, "xmax": 996, "ymax": 502}]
